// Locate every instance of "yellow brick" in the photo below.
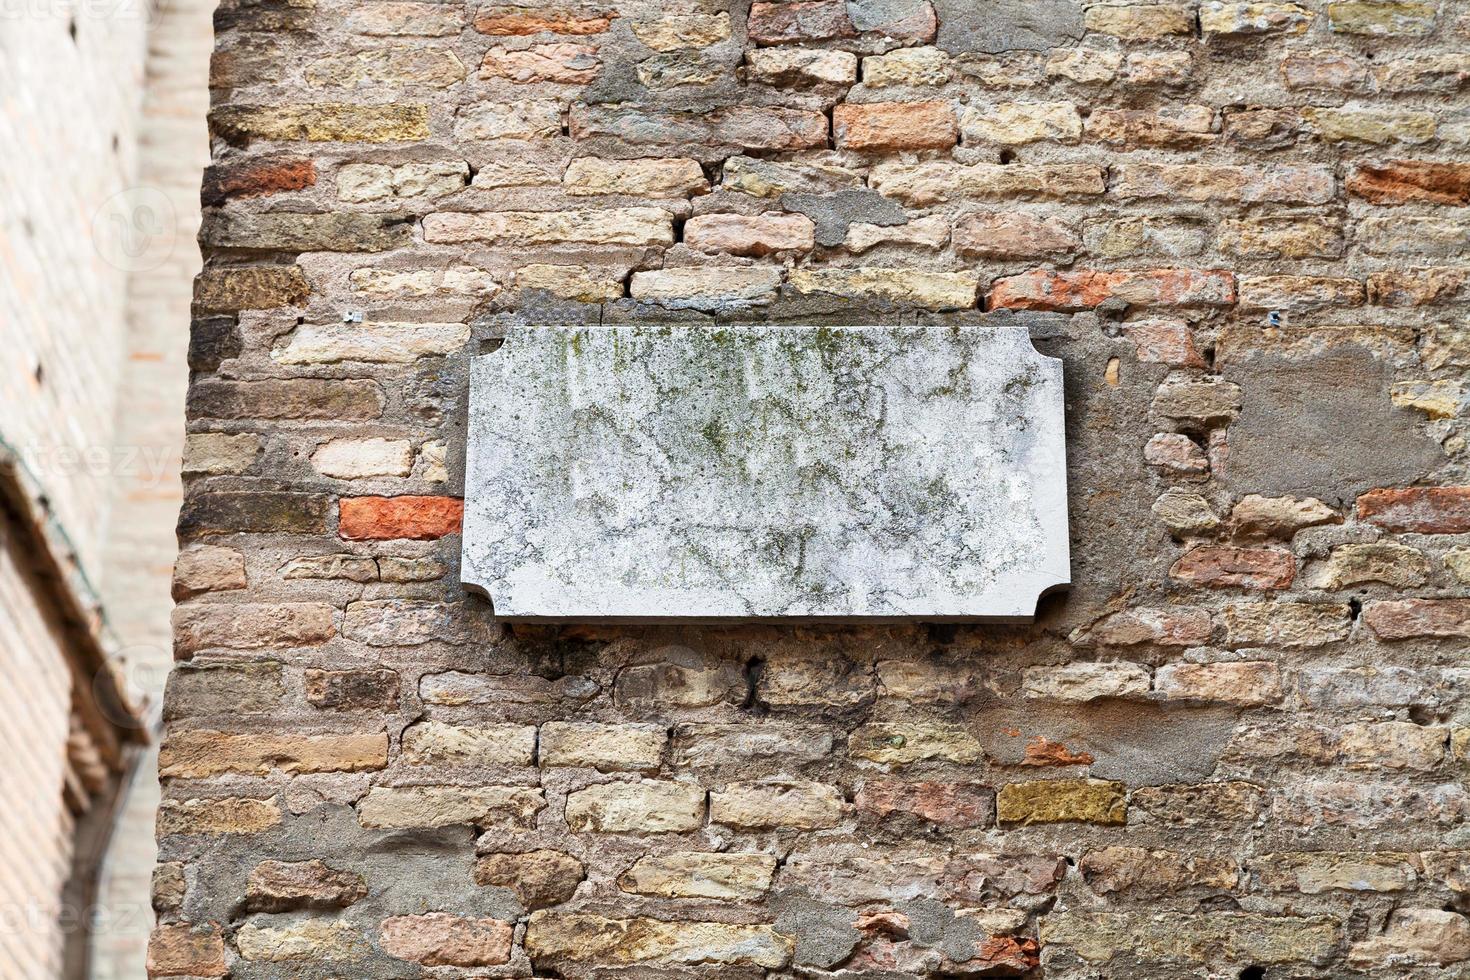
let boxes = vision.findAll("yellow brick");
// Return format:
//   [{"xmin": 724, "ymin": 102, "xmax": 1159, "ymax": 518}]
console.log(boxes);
[
  {"xmin": 212, "ymin": 103, "xmax": 431, "ymax": 142},
  {"xmin": 997, "ymin": 779, "xmax": 1127, "ymax": 825}
]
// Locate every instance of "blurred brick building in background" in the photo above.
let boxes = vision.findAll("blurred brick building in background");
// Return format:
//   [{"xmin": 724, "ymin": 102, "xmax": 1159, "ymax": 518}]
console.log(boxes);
[{"xmin": 0, "ymin": 0, "xmax": 212, "ymax": 974}]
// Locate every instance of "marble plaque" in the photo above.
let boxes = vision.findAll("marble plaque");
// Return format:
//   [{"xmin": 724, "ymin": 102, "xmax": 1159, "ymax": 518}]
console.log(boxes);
[{"xmin": 462, "ymin": 324, "xmax": 1069, "ymax": 622}]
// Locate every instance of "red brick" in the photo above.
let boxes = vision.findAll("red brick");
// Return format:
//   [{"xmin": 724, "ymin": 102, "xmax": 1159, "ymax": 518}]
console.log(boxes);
[
  {"xmin": 1348, "ymin": 160, "xmax": 1470, "ymax": 205},
  {"xmin": 1170, "ymin": 547, "xmax": 1295, "ymax": 589},
  {"xmin": 1087, "ymin": 606, "xmax": 1213, "ymax": 646},
  {"xmin": 684, "ymin": 213, "xmax": 815, "ymax": 256},
  {"xmin": 201, "ymin": 157, "xmax": 316, "ymax": 207},
  {"xmin": 748, "ymin": 0, "xmax": 854, "ymax": 43},
  {"xmin": 970, "ymin": 937, "xmax": 1040, "ymax": 976},
  {"xmin": 856, "ymin": 779, "xmax": 994, "ymax": 828},
  {"xmin": 147, "ymin": 924, "xmax": 227, "ymax": 977},
  {"xmin": 1123, "ymin": 318, "xmax": 1206, "ymax": 367},
  {"xmin": 380, "ymin": 913, "xmax": 514, "ymax": 966},
  {"xmin": 339, "ymin": 496, "xmax": 464, "ymax": 540},
  {"xmin": 1365, "ymin": 599, "xmax": 1470, "ymax": 640},
  {"xmin": 1145, "ymin": 432, "xmax": 1209, "ymax": 473},
  {"xmin": 987, "ymin": 268, "xmax": 1235, "ymax": 312},
  {"xmin": 1358, "ymin": 487, "xmax": 1470, "ymax": 533},
  {"xmin": 1022, "ymin": 736, "xmax": 1096, "ymax": 766},
  {"xmin": 989, "ymin": 269, "xmax": 1109, "ymax": 311},
  {"xmin": 832, "ymin": 101, "xmax": 957, "ymax": 151}
]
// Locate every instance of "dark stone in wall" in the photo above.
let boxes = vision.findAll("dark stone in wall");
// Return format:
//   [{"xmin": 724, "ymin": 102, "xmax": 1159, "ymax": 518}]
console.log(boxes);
[
  {"xmin": 187, "ymin": 316, "xmax": 242, "ymax": 372},
  {"xmin": 177, "ymin": 490, "xmax": 332, "ymax": 537},
  {"xmin": 848, "ymin": 0, "xmax": 931, "ymax": 31},
  {"xmin": 932, "ymin": 0, "xmax": 1083, "ymax": 53}
]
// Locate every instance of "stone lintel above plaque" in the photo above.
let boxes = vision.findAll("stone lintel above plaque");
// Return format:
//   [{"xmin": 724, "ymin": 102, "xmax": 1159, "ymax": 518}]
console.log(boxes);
[{"xmin": 461, "ymin": 324, "xmax": 1070, "ymax": 623}]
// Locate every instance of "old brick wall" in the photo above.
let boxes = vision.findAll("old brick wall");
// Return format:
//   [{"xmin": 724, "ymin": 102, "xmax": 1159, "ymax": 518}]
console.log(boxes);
[{"xmin": 158, "ymin": 0, "xmax": 1470, "ymax": 974}]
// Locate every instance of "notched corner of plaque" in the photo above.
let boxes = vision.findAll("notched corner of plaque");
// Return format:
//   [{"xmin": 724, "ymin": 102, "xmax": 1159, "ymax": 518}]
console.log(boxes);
[
  {"xmin": 458, "ymin": 565, "xmax": 511, "ymax": 619},
  {"xmin": 471, "ymin": 334, "xmax": 508, "ymax": 363},
  {"xmin": 1014, "ymin": 325, "xmax": 1067, "ymax": 376},
  {"xmin": 999, "ymin": 564, "xmax": 1072, "ymax": 624},
  {"xmin": 457, "ymin": 562, "xmax": 494, "ymax": 601},
  {"xmin": 1035, "ymin": 576, "xmax": 1073, "ymax": 610}
]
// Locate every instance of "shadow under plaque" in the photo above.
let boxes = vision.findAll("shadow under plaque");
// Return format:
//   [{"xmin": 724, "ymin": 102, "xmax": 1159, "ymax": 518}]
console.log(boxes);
[{"xmin": 461, "ymin": 324, "xmax": 1069, "ymax": 623}]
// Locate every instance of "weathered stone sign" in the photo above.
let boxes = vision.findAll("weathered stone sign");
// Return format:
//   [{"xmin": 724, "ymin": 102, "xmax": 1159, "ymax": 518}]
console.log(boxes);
[{"xmin": 462, "ymin": 324, "xmax": 1069, "ymax": 621}]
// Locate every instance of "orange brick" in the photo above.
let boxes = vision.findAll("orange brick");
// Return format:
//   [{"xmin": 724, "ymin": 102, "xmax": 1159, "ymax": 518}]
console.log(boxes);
[
  {"xmin": 201, "ymin": 156, "xmax": 316, "ymax": 206},
  {"xmin": 1348, "ymin": 160, "xmax": 1470, "ymax": 205},
  {"xmin": 1170, "ymin": 547, "xmax": 1295, "ymax": 590},
  {"xmin": 472, "ymin": 6, "xmax": 613, "ymax": 34},
  {"xmin": 832, "ymin": 101, "xmax": 957, "ymax": 151},
  {"xmin": 1365, "ymin": 599, "xmax": 1470, "ymax": 640},
  {"xmin": 147, "ymin": 924, "xmax": 227, "ymax": 977},
  {"xmin": 987, "ymin": 268, "xmax": 1235, "ymax": 311},
  {"xmin": 339, "ymin": 496, "xmax": 464, "ymax": 540},
  {"xmin": 1358, "ymin": 487, "xmax": 1470, "ymax": 533}
]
